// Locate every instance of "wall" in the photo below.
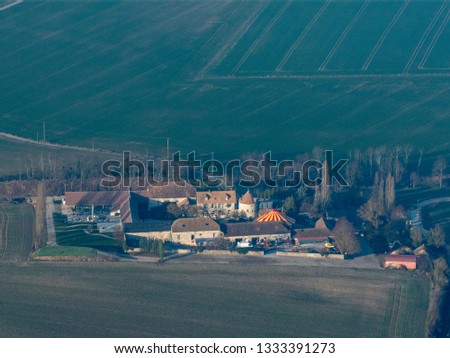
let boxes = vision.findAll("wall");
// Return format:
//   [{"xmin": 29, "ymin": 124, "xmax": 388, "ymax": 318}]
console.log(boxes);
[
  {"xmin": 172, "ymin": 230, "xmax": 223, "ymax": 246},
  {"xmin": 200, "ymin": 250, "xmax": 265, "ymax": 256},
  {"xmin": 276, "ymin": 251, "xmax": 345, "ymax": 259},
  {"xmin": 238, "ymin": 202, "xmax": 256, "ymax": 218},
  {"xmin": 226, "ymin": 233, "xmax": 290, "ymax": 242},
  {"xmin": 127, "ymin": 231, "xmax": 171, "ymax": 241}
]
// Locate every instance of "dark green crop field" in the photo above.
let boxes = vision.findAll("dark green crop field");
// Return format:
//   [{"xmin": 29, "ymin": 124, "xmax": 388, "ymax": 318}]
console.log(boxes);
[
  {"xmin": 0, "ymin": 262, "xmax": 430, "ymax": 337},
  {"xmin": 1, "ymin": 1, "xmax": 449, "ymax": 157}
]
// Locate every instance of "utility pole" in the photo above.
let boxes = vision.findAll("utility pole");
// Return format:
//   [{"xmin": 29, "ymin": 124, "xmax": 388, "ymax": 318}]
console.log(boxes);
[{"xmin": 42, "ymin": 122, "xmax": 46, "ymax": 142}]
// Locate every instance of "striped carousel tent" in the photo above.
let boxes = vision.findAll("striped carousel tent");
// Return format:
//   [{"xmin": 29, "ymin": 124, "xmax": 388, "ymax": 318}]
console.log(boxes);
[{"xmin": 255, "ymin": 209, "xmax": 295, "ymax": 226}]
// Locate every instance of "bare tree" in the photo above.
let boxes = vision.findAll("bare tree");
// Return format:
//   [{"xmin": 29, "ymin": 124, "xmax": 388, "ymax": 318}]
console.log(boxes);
[
  {"xmin": 320, "ymin": 160, "xmax": 331, "ymax": 210},
  {"xmin": 403, "ymin": 144, "xmax": 413, "ymax": 168},
  {"xmin": 428, "ymin": 225, "xmax": 446, "ymax": 248},
  {"xmin": 432, "ymin": 257, "xmax": 449, "ymax": 289},
  {"xmin": 332, "ymin": 218, "xmax": 361, "ymax": 255},
  {"xmin": 417, "ymin": 147, "xmax": 424, "ymax": 174},
  {"xmin": 385, "ymin": 173, "xmax": 395, "ymax": 212},
  {"xmin": 432, "ymin": 157, "xmax": 447, "ymax": 188},
  {"xmin": 34, "ymin": 181, "xmax": 47, "ymax": 249},
  {"xmin": 367, "ymin": 147, "xmax": 374, "ymax": 177},
  {"xmin": 410, "ymin": 227, "xmax": 423, "ymax": 248},
  {"xmin": 410, "ymin": 171, "xmax": 419, "ymax": 189},
  {"xmin": 358, "ymin": 172, "xmax": 388, "ymax": 229},
  {"xmin": 358, "ymin": 197, "xmax": 382, "ymax": 229}
]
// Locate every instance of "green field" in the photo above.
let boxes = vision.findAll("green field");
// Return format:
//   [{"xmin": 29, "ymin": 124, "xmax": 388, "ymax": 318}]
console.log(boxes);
[
  {"xmin": 427, "ymin": 202, "xmax": 450, "ymax": 227},
  {"xmin": 0, "ymin": 135, "xmax": 119, "ymax": 177},
  {"xmin": 397, "ymin": 187, "xmax": 450, "ymax": 208},
  {"xmin": 0, "ymin": 262, "xmax": 430, "ymax": 337},
  {"xmin": 0, "ymin": 202, "xmax": 34, "ymax": 261},
  {"xmin": 1, "ymin": 1, "xmax": 449, "ymax": 157}
]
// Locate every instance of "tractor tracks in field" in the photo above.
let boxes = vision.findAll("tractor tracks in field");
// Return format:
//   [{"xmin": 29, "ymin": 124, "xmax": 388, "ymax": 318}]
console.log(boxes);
[{"xmin": 362, "ymin": 0, "xmax": 410, "ymax": 71}]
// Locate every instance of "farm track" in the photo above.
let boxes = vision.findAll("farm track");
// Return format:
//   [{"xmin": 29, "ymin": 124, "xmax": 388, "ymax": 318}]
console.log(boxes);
[
  {"xmin": 203, "ymin": 72, "xmax": 450, "ymax": 81},
  {"xmin": 403, "ymin": 2, "xmax": 448, "ymax": 73},
  {"xmin": 362, "ymin": 0, "xmax": 410, "ymax": 71},
  {"xmin": 198, "ymin": 2, "xmax": 267, "ymax": 79},
  {"xmin": 231, "ymin": 0, "xmax": 292, "ymax": 75},
  {"xmin": 418, "ymin": 9, "xmax": 450, "ymax": 69},
  {"xmin": 0, "ymin": 0, "xmax": 22, "ymax": 11},
  {"xmin": 318, "ymin": 0, "xmax": 370, "ymax": 72},
  {"xmin": 0, "ymin": 3, "xmax": 144, "ymax": 81},
  {"xmin": 0, "ymin": 2, "xmax": 90, "ymax": 61},
  {"xmin": 283, "ymin": 83, "xmax": 367, "ymax": 125},
  {"xmin": 0, "ymin": 132, "xmax": 113, "ymax": 154},
  {"xmin": 338, "ymin": 83, "xmax": 412, "ymax": 122},
  {"xmin": 367, "ymin": 85, "xmax": 450, "ymax": 132},
  {"xmin": 173, "ymin": 2, "xmax": 241, "ymax": 82},
  {"xmin": 388, "ymin": 284, "xmax": 402, "ymax": 337},
  {"xmin": 276, "ymin": 0, "xmax": 331, "ymax": 72},
  {"xmin": 3, "ymin": 4, "xmax": 216, "ymax": 111},
  {"xmin": 240, "ymin": 89, "xmax": 300, "ymax": 119}
]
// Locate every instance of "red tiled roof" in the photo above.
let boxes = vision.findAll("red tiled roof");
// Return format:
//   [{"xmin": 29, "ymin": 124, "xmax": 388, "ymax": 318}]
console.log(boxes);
[
  {"xmin": 64, "ymin": 191, "xmax": 139, "ymax": 224},
  {"xmin": 172, "ymin": 217, "xmax": 220, "ymax": 232},
  {"xmin": 240, "ymin": 190, "xmax": 255, "ymax": 205},
  {"xmin": 136, "ymin": 182, "xmax": 196, "ymax": 199},
  {"xmin": 294, "ymin": 228, "xmax": 332, "ymax": 241},
  {"xmin": 64, "ymin": 191, "xmax": 128, "ymax": 209},
  {"xmin": 384, "ymin": 254, "xmax": 417, "ymax": 263},
  {"xmin": 197, "ymin": 190, "xmax": 236, "ymax": 205}
]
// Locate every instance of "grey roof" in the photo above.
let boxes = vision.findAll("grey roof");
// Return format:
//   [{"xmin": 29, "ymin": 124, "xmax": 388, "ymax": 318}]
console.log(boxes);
[
  {"xmin": 224, "ymin": 221, "xmax": 290, "ymax": 237},
  {"xmin": 124, "ymin": 220, "xmax": 173, "ymax": 233}
]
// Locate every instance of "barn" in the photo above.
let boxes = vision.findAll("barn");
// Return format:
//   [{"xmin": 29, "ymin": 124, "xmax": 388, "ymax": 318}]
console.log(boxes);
[{"xmin": 384, "ymin": 255, "xmax": 417, "ymax": 270}]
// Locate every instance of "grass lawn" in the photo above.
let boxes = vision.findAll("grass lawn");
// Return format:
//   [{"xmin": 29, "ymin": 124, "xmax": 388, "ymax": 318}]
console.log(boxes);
[
  {"xmin": 33, "ymin": 246, "xmax": 96, "ymax": 257},
  {"xmin": 0, "ymin": 262, "xmax": 430, "ymax": 338},
  {"xmin": 54, "ymin": 213, "xmax": 121, "ymax": 254}
]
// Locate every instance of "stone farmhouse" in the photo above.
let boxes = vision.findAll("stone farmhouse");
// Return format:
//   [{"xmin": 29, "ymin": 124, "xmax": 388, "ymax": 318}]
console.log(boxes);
[
  {"xmin": 62, "ymin": 186, "xmax": 340, "ymax": 249},
  {"xmin": 196, "ymin": 190, "xmax": 237, "ymax": 218},
  {"xmin": 171, "ymin": 217, "xmax": 222, "ymax": 246}
]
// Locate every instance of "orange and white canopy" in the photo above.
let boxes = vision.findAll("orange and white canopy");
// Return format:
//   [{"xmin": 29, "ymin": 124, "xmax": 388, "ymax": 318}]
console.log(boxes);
[{"xmin": 256, "ymin": 209, "xmax": 294, "ymax": 225}]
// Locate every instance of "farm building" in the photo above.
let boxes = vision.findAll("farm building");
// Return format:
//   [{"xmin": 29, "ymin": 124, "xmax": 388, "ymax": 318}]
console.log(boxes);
[
  {"xmin": 171, "ymin": 217, "xmax": 222, "ymax": 246},
  {"xmin": 224, "ymin": 221, "xmax": 290, "ymax": 245},
  {"xmin": 196, "ymin": 190, "xmax": 237, "ymax": 218},
  {"xmin": 384, "ymin": 255, "xmax": 417, "ymax": 270},
  {"xmin": 63, "ymin": 191, "xmax": 139, "ymax": 223},
  {"xmin": 123, "ymin": 220, "xmax": 172, "ymax": 241},
  {"xmin": 294, "ymin": 218, "xmax": 334, "ymax": 244},
  {"xmin": 134, "ymin": 182, "xmax": 196, "ymax": 208}
]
